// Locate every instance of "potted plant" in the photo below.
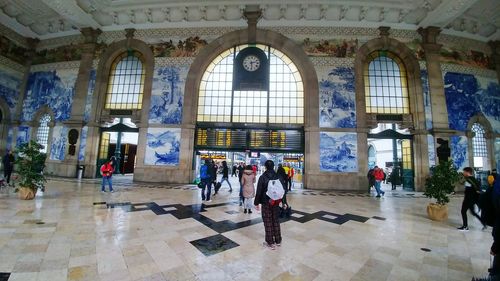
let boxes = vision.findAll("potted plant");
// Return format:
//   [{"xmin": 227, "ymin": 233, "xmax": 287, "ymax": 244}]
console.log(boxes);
[
  {"xmin": 14, "ymin": 140, "xmax": 47, "ymax": 200},
  {"xmin": 424, "ymin": 160, "xmax": 460, "ymax": 221}
]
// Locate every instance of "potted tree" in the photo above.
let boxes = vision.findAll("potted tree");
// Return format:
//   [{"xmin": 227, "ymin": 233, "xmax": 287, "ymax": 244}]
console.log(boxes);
[
  {"xmin": 424, "ymin": 160, "xmax": 460, "ymax": 221},
  {"xmin": 14, "ymin": 141, "xmax": 47, "ymax": 200}
]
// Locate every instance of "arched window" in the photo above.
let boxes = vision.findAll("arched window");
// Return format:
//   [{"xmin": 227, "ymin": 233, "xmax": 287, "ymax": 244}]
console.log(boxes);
[
  {"xmin": 105, "ymin": 51, "xmax": 145, "ymax": 110},
  {"xmin": 471, "ymin": 123, "xmax": 488, "ymax": 168},
  {"xmin": 37, "ymin": 114, "xmax": 51, "ymax": 153},
  {"xmin": 364, "ymin": 51, "xmax": 409, "ymax": 114},
  {"xmin": 197, "ymin": 45, "xmax": 304, "ymax": 124}
]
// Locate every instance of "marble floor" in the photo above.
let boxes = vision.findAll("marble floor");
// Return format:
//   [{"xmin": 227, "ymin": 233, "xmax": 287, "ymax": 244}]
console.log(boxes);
[{"xmin": 0, "ymin": 176, "xmax": 494, "ymax": 281}]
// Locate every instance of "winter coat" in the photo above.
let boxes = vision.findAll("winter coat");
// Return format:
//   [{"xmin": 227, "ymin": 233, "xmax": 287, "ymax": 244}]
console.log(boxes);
[
  {"xmin": 241, "ymin": 170, "xmax": 256, "ymax": 198},
  {"xmin": 254, "ymin": 170, "xmax": 285, "ymax": 206},
  {"xmin": 373, "ymin": 169, "xmax": 384, "ymax": 181},
  {"xmin": 222, "ymin": 166, "xmax": 229, "ymax": 178}
]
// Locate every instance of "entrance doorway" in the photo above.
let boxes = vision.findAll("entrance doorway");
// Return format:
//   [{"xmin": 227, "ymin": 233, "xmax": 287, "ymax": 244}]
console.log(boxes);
[
  {"xmin": 194, "ymin": 150, "xmax": 304, "ymax": 189},
  {"xmin": 96, "ymin": 118, "xmax": 139, "ymax": 177},
  {"xmin": 367, "ymin": 123, "xmax": 414, "ymax": 191}
]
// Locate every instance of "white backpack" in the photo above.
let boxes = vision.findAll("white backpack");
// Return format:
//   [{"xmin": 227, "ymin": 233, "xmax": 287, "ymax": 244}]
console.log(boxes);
[{"xmin": 266, "ymin": 178, "xmax": 285, "ymax": 206}]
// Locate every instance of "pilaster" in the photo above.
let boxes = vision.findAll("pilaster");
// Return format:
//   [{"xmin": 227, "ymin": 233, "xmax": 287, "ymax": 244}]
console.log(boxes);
[
  {"xmin": 488, "ymin": 41, "xmax": 500, "ymax": 83},
  {"xmin": 418, "ymin": 27, "xmax": 449, "ymax": 131}
]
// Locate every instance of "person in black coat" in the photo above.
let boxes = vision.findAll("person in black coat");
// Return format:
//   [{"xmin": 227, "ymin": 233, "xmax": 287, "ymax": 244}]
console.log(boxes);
[
  {"xmin": 2, "ymin": 150, "xmax": 15, "ymax": 183},
  {"xmin": 254, "ymin": 160, "xmax": 286, "ymax": 249},
  {"xmin": 232, "ymin": 164, "xmax": 237, "ymax": 177},
  {"xmin": 238, "ymin": 163, "xmax": 245, "ymax": 205},
  {"xmin": 219, "ymin": 161, "xmax": 232, "ymax": 192}
]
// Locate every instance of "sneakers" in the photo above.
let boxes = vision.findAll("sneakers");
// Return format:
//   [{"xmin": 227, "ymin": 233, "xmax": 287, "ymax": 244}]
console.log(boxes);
[
  {"xmin": 248, "ymin": 210, "xmax": 252, "ymax": 214},
  {"xmin": 110, "ymin": 190, "xmax": 114, "ymax": 193},
  {"xmin": 101, "ymin": 190, "xmax": 105, "ymax": 193},
  {"xmin": 206, "ymin": 199, "xmax": 212, "ymax": 203},
  {"xmin": 376, "ymin": 195, "xmax": 381, "ymax": 198},
  {"xmin": 244, "ymin": 209, "xmax": 247, "ymax": 214},
  {"xmin": 262, "ymin": 242, "xmax": 276, "ymax": 250},
  {"xmin": 457, "ymin": 226, "xmax": 469, "ymax": 231}
]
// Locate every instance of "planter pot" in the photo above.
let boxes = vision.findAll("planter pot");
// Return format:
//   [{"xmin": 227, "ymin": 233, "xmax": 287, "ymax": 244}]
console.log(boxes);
[
  {"xmin": 427, "ymin": 203, "xmax": 448, "ymax": 221},
  {"xmin": 18, "ymin": 186, "xmax": 36, "ymax": 200}
]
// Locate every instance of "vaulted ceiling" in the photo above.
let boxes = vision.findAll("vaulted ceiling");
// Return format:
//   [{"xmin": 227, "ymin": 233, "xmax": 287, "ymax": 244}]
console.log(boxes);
[{"xmin": 0, "ymin": 0, "xmax": 498, "ymax": 42}]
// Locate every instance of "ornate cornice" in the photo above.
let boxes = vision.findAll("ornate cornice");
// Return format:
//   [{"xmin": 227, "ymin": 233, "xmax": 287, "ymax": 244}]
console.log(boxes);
[{"xmin": 0, "ymin": 56, "xmax": 25, "ymax": 77}]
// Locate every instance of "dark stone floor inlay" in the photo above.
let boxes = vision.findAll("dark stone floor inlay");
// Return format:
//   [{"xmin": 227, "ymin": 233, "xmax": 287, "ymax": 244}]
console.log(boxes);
[
  {"xmin": 190, "ymin": 234, "xmax": 239, "ymax": 256},
  {"xmin": 0, "ymin": 272, "xmax": 10, "ymax": 281},
  {"xmin": 100, "ymin": 200, "xmax": 381, "ymax": 255},
  {"xmin": 372, "ymin": 216, "xmax": 387, "ymax": 221},
  {"xmin": 420, "ymin": 248, "xmax": 432, "ymax": 252}
]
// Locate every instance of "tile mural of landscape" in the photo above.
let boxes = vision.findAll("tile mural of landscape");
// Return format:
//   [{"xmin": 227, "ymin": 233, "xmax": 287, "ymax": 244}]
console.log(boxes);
[
  {"xmin": 319, "ymin": 67, "xmax": 356, "ymax": 128},
  {"xmin": 320, "ymin": 132, "xmax": 358, "ymax": 172}
]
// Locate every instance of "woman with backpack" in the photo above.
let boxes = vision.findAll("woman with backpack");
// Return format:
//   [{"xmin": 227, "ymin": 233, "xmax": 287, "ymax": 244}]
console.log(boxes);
[
  {"xmin": 254, "ymin": 160, "xmax": 285, "ymax": 250},
  {"xmin": 241, "ymin": 165, "xmax": 256, "ymax": 214}
]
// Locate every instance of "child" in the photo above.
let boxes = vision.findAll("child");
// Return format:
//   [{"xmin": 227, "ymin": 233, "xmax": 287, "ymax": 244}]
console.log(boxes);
[
  {"xmin": 457, "ymin": 167, "xmax": 484, "ymax": 231},
  {"xmin": 241, "ymin": 165, "xmax": 256, "ymax": 214}
]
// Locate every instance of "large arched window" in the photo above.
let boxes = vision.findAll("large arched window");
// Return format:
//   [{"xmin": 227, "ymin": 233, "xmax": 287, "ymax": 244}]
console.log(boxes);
[
  {"xmin": 105, "ymin": 51, "xmax": 145, "ymax": 110},
  {"xmin": 197, "ymin": 44, "xmax": 304, "ymax": 124},
  {"xmin": 37, "ymin": 114, "xmax": 51, "ymax": 153},
  {"xmin": 364, "ymin": 51, "xmax": 409, "ymax": 114},
  {"xmin": 471, "ymin": 122, "xmax": 488, "ymax": 168}
]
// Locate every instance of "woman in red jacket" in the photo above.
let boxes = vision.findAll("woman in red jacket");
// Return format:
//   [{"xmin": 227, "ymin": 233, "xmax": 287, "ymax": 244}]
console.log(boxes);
[{"xmin": 372, "ymin": 166, "xmax": 385, "ymax": 198}]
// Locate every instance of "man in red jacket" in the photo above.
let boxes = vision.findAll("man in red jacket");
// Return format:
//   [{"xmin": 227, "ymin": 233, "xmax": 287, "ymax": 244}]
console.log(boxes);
[
  {"xmin": 100, "ymin": 160, "xmax": 115, "ymax": 192},
  {"xmin": 372, "ymin": 166, "xmax": 385, "ymax": 198}
]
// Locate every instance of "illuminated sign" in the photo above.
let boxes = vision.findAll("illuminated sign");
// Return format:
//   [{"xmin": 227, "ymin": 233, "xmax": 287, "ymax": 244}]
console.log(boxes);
[{"xmin": 200, "ymin": 154, "xmax": 226, "ymax": 160}]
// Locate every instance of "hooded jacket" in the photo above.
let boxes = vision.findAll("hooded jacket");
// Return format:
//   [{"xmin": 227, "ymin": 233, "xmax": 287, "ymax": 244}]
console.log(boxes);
[{"xmin": 241, "ymin": 170, "xmax": 256, "ymax": 198}]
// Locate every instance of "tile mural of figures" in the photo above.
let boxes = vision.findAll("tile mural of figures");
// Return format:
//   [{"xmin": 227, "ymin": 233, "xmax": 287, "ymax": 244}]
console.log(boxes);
[
  {"xmin": 78, "ymin": 126, "xmax": 88, "ymax": 161},
  {"xmin": 83, "ymin": 69, "xmax": 96, "ymax": 123},
  {"xmin": 421, "ymin": 70, "xmax": 433, "ymax": 130},
  {"xmin": 320, "ymin": 132, "xmax": 358, "ymax": 172},
  {"xmin": 302, "ymin": 38, "xmax": 358, "ymax": 57},
  {"xmin": 0, "ymin": 70, "xmax": 21, "ymax": 118},
  {"xmin": 444, "ymin": 72, "xmax": 500, "ymax": 133},
  {"xmin": 50, "ymin": 126, "xmax": 68, "ymax": 161},
  {"xmin": 319, "ymin": 67, "xmax": 356, "ymax": 128},
  {"xmin": 428, "ymin": 135, "xmax": 436, "ymax": 168},
  {"xmin": 22, "ymin": 69, "xmax": 78, "ymax": 122},
  {"xmin": 450, "ymin": 136, "xmax": 469, "ymax": 171},
  {"xmin": 149, "ymin": 66, "xmax": 188, "ymax": 124},
  {"xmin": 16, "ymin": 126, "xmax": 30, "ymax": 147},
  {"xmin": 150, "ymin": 37, "xmax": 208, "ymax": 57},
  {"xmin": 144, "ymin": 128, "xmax": 181, "ymax": 166}
]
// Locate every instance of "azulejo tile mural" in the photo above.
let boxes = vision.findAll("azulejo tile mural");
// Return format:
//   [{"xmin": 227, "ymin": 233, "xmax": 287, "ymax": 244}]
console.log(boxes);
[
  {"xmin": 495, "ymin": 138, "xmax": 500, "ymax": 170},
  {"xmin": 6, "ymin": 128, "xmax": 13, "ymax": 150},
  {"xmin": 320, "ymin": 132, "xmax": 358, "ymax": 172},
  {"xmin": 16, "ymin": 126, "xmax": 30, "ymax": 147},
  {"xmin": 301, "ymin": 38, "xmax": 358, "ymax": 57},
  {"xmin": 444, "ymin": 72, "xmax": 500, "ymax": 132},
  {"xmin": 22, "ymin": 69, "xmax": 78, "ymax": 122},
  {"xmin": 427, "ymin": 135, "xmax": 436, "ymax": 168},
  {"xmin": 450, "ymin": 135, "xmax": 469, "ymax": 171},
  {"xmin": 83, "ymin": 69, "xmax": 96, "ymax": 122},
  {"xmin": 144, "ymin": 128, "xmax": 181, "ymax": 166},
  {"xmin": 149, "ymin": 66, "xmax": 188, "ymax": 124},
  {"xmin": 78, "ymin": 126, "xmax": 88, "ymax": 161},
  {"xmin": 319, "ymin": 67, "xmax": 356, "ymax": 128},
  {"xmin": 50, "ymin": 125, "xmax": 68, "ymax": 161},
  {"xmin": 0, "ymin": 70, "xmax": 21, "ymax": 117},
  {"xmin": 150, "ymin": 36, "xmax": 208, "ymax": 57},
  {"xmin": 421, "ymin": 70, "xmax": 433, "ymax": 130}
]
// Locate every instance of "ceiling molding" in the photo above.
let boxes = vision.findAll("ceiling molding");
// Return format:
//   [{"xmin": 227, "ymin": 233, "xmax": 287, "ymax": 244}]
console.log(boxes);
[{"xmin": 419, "ymin": 0, "xmax": 480, "ymax": 27}]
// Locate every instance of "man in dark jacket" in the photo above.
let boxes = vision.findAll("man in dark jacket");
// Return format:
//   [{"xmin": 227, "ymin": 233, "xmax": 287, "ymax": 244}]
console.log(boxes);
[
  {"xmin": 209, "ymin": 160, "xmax": 217, "ymax": 193},
  {"xmin": 2, "ymin": 150, "xmax": 15, "ymax": 183},
  {"xmin": 254, "ymin": 160, "xmax": 286, "ymax": 250},
  {"xmin": 238, "ymin": 163, "xmax": 245, "ymax": 205}
]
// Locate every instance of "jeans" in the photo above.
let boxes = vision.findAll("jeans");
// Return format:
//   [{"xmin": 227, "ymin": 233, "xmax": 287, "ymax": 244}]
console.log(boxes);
[
  {"xmin": 374, "ymin": 180, "xmax": 384, "ymax": 196},
  {"xmin": 220, "ymin": 177, "xmax": 232, "ymax": 191},
  {"xmin": 101, "ymin": 176, "xmax": 113, "ymax": 191},
  {"xmin": 201, "ymin": 178, "xmax": 212, "ymax": 201}
]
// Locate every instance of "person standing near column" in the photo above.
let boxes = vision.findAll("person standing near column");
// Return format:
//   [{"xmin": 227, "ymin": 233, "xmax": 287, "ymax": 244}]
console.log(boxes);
[
  {"xmin": 373, "ymin": 166, "xmax": 385, "ymax": 198},
  {"xmin": 2, "ymin": 150, "xmax": 15, "ymax": 184}
]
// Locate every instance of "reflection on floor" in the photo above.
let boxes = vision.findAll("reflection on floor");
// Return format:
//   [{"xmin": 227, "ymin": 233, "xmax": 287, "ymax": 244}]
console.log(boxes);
[{"xmin": 0, "ymin": 177, "xmax": 492, "ymax": 281}]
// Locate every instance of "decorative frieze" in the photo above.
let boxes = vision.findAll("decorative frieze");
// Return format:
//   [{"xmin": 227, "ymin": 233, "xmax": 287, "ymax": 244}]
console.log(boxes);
[
  {"xmin": 309, "ymin": 57, "xmax": 354, "ymax": 68},
  {"xmin": 31, "ymin": 61, "xmax": 81, "ymax": 72},
  {"xmin": 154, "ymin": 57, "xmax": 195, "ymax": 67},
  {"xmin": 441, "ymin": 63, "xmax": 497, "ymax": 78},
  {"xmin": 0, "ymin": 56, "xmax": 26, "ymax": 76}
]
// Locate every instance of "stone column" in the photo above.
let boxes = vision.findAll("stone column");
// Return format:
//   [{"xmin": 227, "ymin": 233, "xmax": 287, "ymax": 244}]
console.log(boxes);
[
  {"xmin": 52, "ymin": 28, "xmax": 101, "ymax": 177},
  {"xmin": 489, "ymin": 41, "xmax": 500, "ymax": 83},
  {"xmin": 10, "ymin": 39, "xmax": 38, "ymax": 149}
]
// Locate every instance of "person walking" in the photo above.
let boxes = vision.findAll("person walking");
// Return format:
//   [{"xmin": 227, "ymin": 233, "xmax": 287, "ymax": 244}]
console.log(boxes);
[
  {"xmin": 238, "ymin": 163, "xmax": 245, "ymax": 206},
  {"xmin": 287, "ymin": 165, "xmax": 294, "ymax": 191},
  {"xmin": 283, "ymin": 163, "xmax": 290, "ymax": 191},
  {"xmin": 254, "ymin": 160, "xmax": 285, "ymax": 250},
  {"xmin": 2, "ymin": 150, "xmax": 15, "ymax": 184},
  {"xmin": 241, "ymin": 165, "xmax": 256, "ymax": 214},
  {"xmin": 373, "ymin": 166, "xmax": 385, "ymax": 197},
  {"xmin": 100, "ymin": 160, "xmax": 114, "ymax": 192},
  {"xmin": 367, "ymin": 167, "xmax": 375, "ymax": 193},
  {"xmin": 232, "ymin": 164, "xmax": 237, "ymax": 177},
  {"xmin": 457, "ymin": 167, "xmax": 484, "ymax": 231},
  {"xmin": 220, "ymin": 161, "xmax": 232, "ymax": 192},
  {"xmin": 490, "ymin": 170, "xmax": 500, "ymax": 276},
  {"xmin": 199, "ymin": 159, "xmax": 212, "ymax": 202}
]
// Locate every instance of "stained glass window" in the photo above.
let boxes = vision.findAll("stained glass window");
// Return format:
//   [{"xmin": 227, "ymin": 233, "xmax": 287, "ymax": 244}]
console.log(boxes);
[
  {"xmin": 37, "ymin": 114, "xmax": 51, "ymax": 153},
  {"xmin": 105, "ymin": 51, "xmax": 145, "ymax": 110},
  {"xmin": 364, "ymin": 51, "xmax": 409, "ymax": 114},
  {"xmin": 197, "ymin": 45, "xmax": 303, "ymax": 124}
]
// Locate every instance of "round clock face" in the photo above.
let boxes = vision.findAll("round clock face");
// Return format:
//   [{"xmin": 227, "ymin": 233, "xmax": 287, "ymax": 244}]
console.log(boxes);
[{"xmin": 242, "ymin": 55, "xmax": 260, "ymax": 72}]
